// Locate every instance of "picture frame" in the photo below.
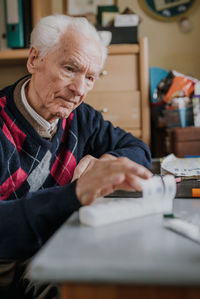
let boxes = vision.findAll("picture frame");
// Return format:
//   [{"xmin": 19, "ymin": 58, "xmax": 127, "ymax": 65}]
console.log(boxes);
[{"xmin": 65, "ymin": 0, "xmax": 117, "ymax": 16}]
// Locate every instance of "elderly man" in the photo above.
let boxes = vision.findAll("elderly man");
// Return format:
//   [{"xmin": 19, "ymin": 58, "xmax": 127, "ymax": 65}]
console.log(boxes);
[{"xmin": 0, "ymin": 15, "xmax": 151, "ymax": 298}]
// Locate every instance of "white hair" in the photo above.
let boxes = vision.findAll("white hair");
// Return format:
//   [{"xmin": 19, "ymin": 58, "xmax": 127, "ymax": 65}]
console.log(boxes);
[{"xmin": 30, "ymin": 14, "xmax": 107, "ymax": 67}]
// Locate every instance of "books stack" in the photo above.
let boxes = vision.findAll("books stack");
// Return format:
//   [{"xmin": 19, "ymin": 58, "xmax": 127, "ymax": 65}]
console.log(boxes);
[{"xmin": 0, "ymin": 0, "xmax": 32, "ymax": 50}]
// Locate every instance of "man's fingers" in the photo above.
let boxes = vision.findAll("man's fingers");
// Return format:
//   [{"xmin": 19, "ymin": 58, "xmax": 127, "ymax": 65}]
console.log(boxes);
[
  {"xmin": 129, "ymin": 161, "xmax": 152, "ymax": 179},
  {"xmin": 76, "ymin": 157, "xmax": 153, "ymax": 205},
  {"xmin": 124, "ymin": 173, "xmax": 144, "ymax": 192},
  {"xmin": 101, "ymin": 157, "xmax": 152, "ymax": 181},
  {"xmin": 72, "ymin": 155, "xmax": 97, "ymax": 181}
]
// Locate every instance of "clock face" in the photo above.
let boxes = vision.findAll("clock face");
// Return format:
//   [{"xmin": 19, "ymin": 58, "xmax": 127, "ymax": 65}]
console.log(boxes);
[{"xmin": 139, "ymin": 0, "xmax": 198, "ymax": 22}]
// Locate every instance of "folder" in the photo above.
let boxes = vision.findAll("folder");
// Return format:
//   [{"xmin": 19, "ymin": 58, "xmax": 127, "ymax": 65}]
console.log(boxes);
[
  {"xmin": 22, "ymin": 0, "xmax": 32, "ymax": 48},
  {"xmin": 4, "ymin": 0, "xmax": 24, "ymax": 48}
]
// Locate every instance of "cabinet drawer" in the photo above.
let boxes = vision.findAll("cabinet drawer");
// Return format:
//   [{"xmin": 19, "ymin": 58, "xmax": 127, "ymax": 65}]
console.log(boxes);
[
  {"xmin": 94, "ymin": 54, "xmax": 139, "ymax": 92},
  {"xmin": 85, "ymin": 91, "xmax": 141, "ymax": 128}
]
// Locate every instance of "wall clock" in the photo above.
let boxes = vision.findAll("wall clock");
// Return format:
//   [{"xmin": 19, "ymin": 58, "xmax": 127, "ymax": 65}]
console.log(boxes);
[{"xmin": 138, "ymin": 0, "xmax": 199, "ymax": 22}]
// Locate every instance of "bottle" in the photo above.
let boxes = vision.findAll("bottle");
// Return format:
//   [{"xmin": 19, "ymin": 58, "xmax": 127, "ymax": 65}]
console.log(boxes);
[{"xmin": 192, "ymin": 81, "xmax": 200, "ymax": 127}]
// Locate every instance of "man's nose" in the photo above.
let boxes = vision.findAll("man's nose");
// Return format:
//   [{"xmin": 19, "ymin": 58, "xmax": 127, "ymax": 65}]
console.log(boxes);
[{"xmin": 69, "ymin": 75, "xmax": 86, "ymax": 97}]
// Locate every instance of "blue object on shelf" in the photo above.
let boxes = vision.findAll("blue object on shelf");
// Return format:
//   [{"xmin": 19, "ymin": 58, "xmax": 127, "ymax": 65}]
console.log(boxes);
[
  {"xmin": 179, "ymin": 108, "xmax": 186, "ymax": 128},
  {"xmin": 149, "ymin": 67, "xmax": 169, "ymax": 103}
]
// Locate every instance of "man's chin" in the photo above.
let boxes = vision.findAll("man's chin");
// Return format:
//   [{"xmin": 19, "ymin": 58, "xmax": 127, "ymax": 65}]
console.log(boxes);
[{"xmin": 54, "ymin": 109, "xmax": 71, "ymax": 119}]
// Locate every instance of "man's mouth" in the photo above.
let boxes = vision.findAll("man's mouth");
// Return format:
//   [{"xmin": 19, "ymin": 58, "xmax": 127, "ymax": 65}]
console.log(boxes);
[{"xmin": 59, "ymin": 96, "xmax": 78, "ymax": 105}]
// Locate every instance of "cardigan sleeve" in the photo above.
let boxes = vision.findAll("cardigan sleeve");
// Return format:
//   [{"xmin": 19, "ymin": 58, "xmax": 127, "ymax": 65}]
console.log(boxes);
[
  {"xmin": 0, "ymin": 181, "xmax": 81, "ymax": 259},
  {"xmin": 78, "ymin": 104, "xmax": 151, "ymax": 169}
]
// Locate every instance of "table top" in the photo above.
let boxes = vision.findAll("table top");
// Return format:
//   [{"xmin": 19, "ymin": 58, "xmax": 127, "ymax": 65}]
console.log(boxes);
[{"xmin": 29, "ymin": 198, "xmax": 200, "ymax": 286}]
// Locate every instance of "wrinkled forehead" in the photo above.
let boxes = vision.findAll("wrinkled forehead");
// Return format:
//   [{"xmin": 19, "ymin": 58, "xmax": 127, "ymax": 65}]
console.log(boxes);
[{"xmin": 59, "ymin": 28, "xmax": 103, "ymax": 69}]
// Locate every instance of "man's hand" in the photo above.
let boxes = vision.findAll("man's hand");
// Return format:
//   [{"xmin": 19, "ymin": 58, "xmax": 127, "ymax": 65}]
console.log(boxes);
[
  {"xmin": 72, "ymin": 155, "xmax": 97, "ymax": 182},
  {"xmin": 75, "ymin": 157, "xmax": 152, "ymax": 205},
  {"xmin": 72, "ymin": 154, "xmax": 116, "ymax": 181}
]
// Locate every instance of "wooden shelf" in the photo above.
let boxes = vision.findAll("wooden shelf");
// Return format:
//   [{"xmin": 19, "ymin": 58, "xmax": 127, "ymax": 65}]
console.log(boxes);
[
  {"xmin": 0, "ymin": 49, "xmax": 29, "ymax": 64},
  {"xmin": 0, "ymin": 44, "xmax": 140, "ymax": 65}
]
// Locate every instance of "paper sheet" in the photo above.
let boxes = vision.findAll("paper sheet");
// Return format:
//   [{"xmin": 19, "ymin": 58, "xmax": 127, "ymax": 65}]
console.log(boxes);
[{"xmin": 161, "ymin": 154, "xmax": 200, "ymax": 177}]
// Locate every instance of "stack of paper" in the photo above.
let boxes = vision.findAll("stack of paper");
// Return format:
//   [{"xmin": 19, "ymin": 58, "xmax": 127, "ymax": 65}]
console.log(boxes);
[{"xmin": 161, "ymin": 154, "xmax": 200, "ymax": 177}]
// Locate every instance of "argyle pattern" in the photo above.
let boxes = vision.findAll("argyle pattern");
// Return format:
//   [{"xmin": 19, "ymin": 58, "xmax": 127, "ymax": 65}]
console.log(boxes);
[{"xmin": 0, "ymin": 94, "xmax": 77, "ymax": 201}]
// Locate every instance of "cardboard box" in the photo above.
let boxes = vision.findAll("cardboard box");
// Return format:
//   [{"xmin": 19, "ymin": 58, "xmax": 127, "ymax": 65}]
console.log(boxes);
[{"xmin": 168, "ymin": 127, "xmax": 200, "ymax": 157}]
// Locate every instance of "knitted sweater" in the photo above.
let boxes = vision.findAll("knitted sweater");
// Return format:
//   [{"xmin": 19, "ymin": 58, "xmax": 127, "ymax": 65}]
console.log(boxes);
[{"xmin": 0, "ymin": 78, "xmax": 151, "ymax": 259}]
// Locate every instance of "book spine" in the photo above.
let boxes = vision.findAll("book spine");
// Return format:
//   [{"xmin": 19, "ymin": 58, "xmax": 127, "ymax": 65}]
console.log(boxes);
[{"xmin": 22, "ymin": 0, "xmax": 32, "ymax": 48}]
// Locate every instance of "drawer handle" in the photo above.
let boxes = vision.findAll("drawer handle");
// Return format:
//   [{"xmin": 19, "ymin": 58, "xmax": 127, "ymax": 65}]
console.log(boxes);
[
  {"xmin": 100, "ymin": 70, "xmax": 108, "ymax": 77},
  {"xmin": 98, "ymin": 108, "xmax": 108, "ymax": 113}
]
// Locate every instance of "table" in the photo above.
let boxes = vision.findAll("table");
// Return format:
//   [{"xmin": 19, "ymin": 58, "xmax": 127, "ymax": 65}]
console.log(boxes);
[{"xmin": 29, "ymin": 198, "xmax": 200, "ymax": 299}]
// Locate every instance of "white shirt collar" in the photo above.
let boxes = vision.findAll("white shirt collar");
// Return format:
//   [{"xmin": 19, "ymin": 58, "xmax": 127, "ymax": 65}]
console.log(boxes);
[{"xmin": 21, "ymin": 79, "xmax": 58, "ymax": 134}]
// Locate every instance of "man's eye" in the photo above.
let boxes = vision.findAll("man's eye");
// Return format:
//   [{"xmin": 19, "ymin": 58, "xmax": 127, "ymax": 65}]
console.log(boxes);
[
  {"xmin": 65, "ymin": 66, "xmax": 73, "ymax": 72},
  {"xmin": 87, "ymin": 76, "xmax": 95, "ymax": 82}
]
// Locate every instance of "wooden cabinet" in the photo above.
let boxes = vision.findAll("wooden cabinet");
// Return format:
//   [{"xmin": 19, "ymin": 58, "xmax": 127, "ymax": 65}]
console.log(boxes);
[{"xmin": 85, "ymin": 39, "xmax": 150, "ymax": 145}]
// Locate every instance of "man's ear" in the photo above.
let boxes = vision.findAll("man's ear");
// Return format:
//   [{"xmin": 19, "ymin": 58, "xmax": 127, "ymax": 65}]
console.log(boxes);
[{"xmin": 27, "ymin": 47, "xmax": 41, "ymax": 74}]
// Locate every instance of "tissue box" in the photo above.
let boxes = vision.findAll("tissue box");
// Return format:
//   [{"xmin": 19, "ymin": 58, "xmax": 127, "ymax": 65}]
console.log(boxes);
[{"xmin": 96, "ymin": 26, "xmax": 138, "ymax": 44}]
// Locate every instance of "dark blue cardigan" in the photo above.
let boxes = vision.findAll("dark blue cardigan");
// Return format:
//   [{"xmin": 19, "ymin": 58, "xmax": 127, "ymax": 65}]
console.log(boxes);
[{"xmin": 0, "ymin": 79, "xmax": 151, "ymax": 259}]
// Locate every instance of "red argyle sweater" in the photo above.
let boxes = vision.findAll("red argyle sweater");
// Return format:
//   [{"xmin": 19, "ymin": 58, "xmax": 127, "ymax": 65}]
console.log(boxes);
[
  {"xmin": 0, "ymin": 79, "xmax": 151, "ymax": 258},
  {"xmin": 0, "ymin": 94, "xmax": 77, "ymax": 201}
]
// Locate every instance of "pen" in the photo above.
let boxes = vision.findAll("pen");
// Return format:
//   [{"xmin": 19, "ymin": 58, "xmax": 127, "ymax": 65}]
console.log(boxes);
[{"xmin": 163, "ymin": 214, "xmax": 200, "ymax": 244}]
